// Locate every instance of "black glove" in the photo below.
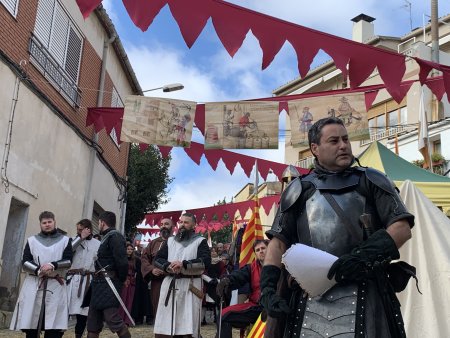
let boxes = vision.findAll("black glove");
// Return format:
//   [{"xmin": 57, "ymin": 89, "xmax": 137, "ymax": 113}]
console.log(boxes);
[
  {"xmin": 259, "ymin": 265, "xmax": 290, "ymax": 318},
  {"xmin": 216, "ymin": 278, "xmax": 230, "ymax": 298},
  {"xmin": 328, "ymin": 229, "xmax": 400, "ymax": 283}
]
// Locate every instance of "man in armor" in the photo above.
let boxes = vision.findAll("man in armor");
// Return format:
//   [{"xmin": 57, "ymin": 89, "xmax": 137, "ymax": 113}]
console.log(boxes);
[
  {"xmin": 67, "ymin": 219, "xmax": 101, "ymax": 338},
  {"xmin": 10, "ymin": 211, "xmax": 72, "ymax": 338},
  {"xmin": 153, "ymin": 213, "xmax": 211, "ymax": 338},
  {"xmin": 216, "ymin": 239, "xmax": 268, "ymax": 338},
  {"xmin": 261, "ymin": 117, "xmax": 415, "ymax": 338},
  {"xmin": 141, "ymin": 218, "xmax": 175, "ymax": 324},
  {"xmin": 86, "ymin": 211, "xmax": 130, "ymax": 338}
]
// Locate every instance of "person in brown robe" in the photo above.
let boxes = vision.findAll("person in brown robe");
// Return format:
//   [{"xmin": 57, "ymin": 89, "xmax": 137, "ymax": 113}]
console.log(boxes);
[{"xmin": 140, "ymin": 218, "xmax": 175, "ymax": 323}]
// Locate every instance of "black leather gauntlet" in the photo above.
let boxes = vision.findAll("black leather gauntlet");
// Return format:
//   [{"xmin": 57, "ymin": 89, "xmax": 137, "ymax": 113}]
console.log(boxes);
[
  {"xmin": 328, "ymin": 229, "xmax": 400, "ymax": 283},
  {"xmin": 259, "ymin": 265, "xmax": 291, "ymax": 318}
]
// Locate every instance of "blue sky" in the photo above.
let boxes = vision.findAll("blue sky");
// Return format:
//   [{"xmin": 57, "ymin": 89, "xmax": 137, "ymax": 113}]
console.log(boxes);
[{"xmin": 101, "ymin": 0, "xmax": 450, "ymax": 212}]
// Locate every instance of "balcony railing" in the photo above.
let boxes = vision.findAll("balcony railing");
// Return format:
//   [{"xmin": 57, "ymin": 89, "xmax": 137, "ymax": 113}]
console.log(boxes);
[
  {"xmin": 360, "ymin": 125, "xmax": 416, "ymax": 146},
  {"xmin": 296, "ymin": 156, "xmax": 315, "ymax": 169},
  {"xmin": 28, "ymin": 34, "xmax": 81, "ymax": 107}
]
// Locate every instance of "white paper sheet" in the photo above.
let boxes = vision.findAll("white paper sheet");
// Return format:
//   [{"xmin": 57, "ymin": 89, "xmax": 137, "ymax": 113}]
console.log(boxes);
[{"xmin": 282, "ymin": 244, "xmax": 338, "ymax": 297}]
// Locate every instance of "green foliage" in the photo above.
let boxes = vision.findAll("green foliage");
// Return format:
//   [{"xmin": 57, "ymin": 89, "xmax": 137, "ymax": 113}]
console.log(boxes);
[
  {"xmin": 431, "ymin": 152, "xmax": 445, "ymax": 163},
  {"xmin": 411, "ymin": 159, "xmax": 424, "ymax": 167},
  {"xmin": 125, "ymin": 144, "xmax": 172, "ymax": 235},
  {"xmin": 211, "ymin": 224, "xmax": 232, "ymax": 245}
]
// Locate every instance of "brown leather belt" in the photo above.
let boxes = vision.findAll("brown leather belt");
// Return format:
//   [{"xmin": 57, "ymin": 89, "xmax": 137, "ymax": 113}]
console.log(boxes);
[
  {"xmin": 93, "ymin": 270, "xmax": 117, "ymax": 279},
  {"xmin": 164, "ymin": 275, "xmax": 203, "ymax": 306},
  {"xmin": 67, "ymin": 269, "xmax": 94, "ymax": 276}
]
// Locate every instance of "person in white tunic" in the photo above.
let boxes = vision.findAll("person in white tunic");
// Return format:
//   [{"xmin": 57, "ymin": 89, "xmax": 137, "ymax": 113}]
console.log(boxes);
[
  {"xmin": 67, "ymin": 219, "xmax": 100, "ymax": 338},
  {"xmin": 153, "ymin": 213, "xmax": 211, "ymax": 338},
  {"xmin": 10, "ymin": 211, "xmax": 73, "ymax": 338}
]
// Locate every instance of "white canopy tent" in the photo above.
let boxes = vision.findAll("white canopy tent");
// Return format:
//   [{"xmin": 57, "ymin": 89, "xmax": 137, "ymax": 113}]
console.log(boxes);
[{"xmin": 397, "ymin": 180, "xmax": 450, "ymax": 337}]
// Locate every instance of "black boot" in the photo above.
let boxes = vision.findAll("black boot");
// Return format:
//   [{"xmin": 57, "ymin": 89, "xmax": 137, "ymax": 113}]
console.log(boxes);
[{"xmin": 116, "ymin": 325, "xmax": 131, "ymax": 338}]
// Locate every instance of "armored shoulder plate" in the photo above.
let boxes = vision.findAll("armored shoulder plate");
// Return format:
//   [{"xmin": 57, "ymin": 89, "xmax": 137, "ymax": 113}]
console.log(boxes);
[
  {"xmin": 364, "ymin": 167, "xmax": 397, "ymax": 195},
  {"xmin": 280, "ymin": 177, "xmax": 302, "ymax": 213}
]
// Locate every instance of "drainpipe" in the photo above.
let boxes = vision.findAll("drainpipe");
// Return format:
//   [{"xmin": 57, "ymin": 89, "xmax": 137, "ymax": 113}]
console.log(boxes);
[{"xmin": 82, "ymin": 34, "xmax": 117, "ymax": 219}]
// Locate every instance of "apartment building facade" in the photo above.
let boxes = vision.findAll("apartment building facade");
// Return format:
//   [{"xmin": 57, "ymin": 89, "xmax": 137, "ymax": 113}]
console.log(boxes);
[{"xmin": 0, "ymin": 0, "xmax": 142, "ymax": 313}]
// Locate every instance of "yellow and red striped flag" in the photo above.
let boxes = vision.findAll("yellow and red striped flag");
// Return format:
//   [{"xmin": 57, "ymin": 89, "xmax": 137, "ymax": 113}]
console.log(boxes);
[
  {"xmin": 253, "ymin": 198, "xmax": 264, "ymax": 241},
  {"xmin": 247, "ymin": 313, "xmax": 266, "ymax": 338},
  {"xmin": 239, "ymin": 197, "xmax": 263, "ymax": 268}
]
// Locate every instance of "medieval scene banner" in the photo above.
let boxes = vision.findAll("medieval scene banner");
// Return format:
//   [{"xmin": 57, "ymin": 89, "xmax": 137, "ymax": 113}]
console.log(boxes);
[
  {"xmin": 204, "ymin": 101, "xmax": 279, "ymax": 149},
  {"xmin": 121, "ymin": 96, "xmax": 197, "ymax": 147},
  {"xmin": 288, "ymin": 93, "xmax": 368, "ymax": 148}
]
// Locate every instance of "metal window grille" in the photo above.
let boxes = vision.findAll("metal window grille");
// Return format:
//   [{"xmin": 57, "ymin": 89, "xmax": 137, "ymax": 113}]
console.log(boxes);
[{"xmin": 1, "ymin": 0, "xmax": 19, "ymax": 17}]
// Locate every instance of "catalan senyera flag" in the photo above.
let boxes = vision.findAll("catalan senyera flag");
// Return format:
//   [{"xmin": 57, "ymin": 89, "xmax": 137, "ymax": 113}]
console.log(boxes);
[
  {"xmin": 239, "ymin": 197, "xmax": 264, "ymax": 268},
  {"xmin": 247, "ymin": 313, "xmax": 266, "ymax": 338}
]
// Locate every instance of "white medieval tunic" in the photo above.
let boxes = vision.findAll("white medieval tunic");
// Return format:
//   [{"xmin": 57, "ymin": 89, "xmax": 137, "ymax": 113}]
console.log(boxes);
[
  {"xmin": 154, "ymin": 236, "xmax": 204, "ymax": 338},
  {"xmin": 10, "ymin": 234, "xmax": 70, "ymax": 331},
  {"xmin": 67, "ymin": 237, "xmax": 100, "ymax": 316}
]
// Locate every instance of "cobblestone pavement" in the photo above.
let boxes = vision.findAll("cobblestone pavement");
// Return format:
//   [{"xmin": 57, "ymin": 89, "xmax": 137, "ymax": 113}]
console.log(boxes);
[{"xmin": 0, "ymin": 322, "xmax": 242, "ymax": 337}]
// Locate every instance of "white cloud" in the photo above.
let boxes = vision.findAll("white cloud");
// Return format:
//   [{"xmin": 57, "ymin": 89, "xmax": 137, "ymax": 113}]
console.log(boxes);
[
  {"xmin": 125, "ymin": 44, "xmax": 228, "ymax": 102},
  {"xmin": 226, "ymin": 0, "xmax": 442, "ymax": 38},
  {"xmin": 159, "ymin": 155, "xmax": 253, "ymax": 211}
]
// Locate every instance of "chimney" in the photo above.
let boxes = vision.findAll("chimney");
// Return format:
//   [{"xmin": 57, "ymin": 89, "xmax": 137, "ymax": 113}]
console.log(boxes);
[{"xmin": 351, "ymin": 14, "xmax": 375, "ymax": 43}]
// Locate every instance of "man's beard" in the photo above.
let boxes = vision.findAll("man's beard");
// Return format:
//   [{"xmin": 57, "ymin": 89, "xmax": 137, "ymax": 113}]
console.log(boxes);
[
  {"xmin": 41, "ymin": 228, "xmax": 57, "ymax": 235},
  {"xmin": 175, "ymin": 227, "xmax": 193, "ymax": 242},
  {"xmin": 160, "ymin": 228, "xmax": 171, "ymax": 239}
]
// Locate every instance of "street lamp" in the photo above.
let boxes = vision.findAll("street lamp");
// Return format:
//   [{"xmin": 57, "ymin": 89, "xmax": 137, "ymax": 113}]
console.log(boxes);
[{"xmin": 142, "ymin": 83, "xmax": 184, "ymax": 93}]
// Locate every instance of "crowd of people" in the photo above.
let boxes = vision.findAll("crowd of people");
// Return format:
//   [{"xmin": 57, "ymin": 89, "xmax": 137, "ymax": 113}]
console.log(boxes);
[{"xmin": 9, "ymin": 117, "xmax": 417, "ymax": 338}]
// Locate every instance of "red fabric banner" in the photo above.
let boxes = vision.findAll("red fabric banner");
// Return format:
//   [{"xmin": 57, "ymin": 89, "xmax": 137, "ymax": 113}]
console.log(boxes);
[{"xmin": 75, "ymin": 0, "xmax": 101, "ymax": 19}]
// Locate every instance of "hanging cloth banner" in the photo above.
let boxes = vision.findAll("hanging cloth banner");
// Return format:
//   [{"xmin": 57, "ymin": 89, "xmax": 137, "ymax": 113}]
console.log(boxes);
[
  {"xmin": 288, "ymin": 93, "xmax": 368, "ymax": 148},
  {"xmin": 121, "ymin": 96, "xmax": 197, "ymax": 147},
  {"xmin": 204, "ymin": 101, "xmax": 279, "ymax": 149}
]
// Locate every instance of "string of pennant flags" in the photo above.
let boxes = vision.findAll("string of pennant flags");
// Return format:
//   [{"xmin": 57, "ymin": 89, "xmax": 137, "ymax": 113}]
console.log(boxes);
[
  {"xmin": 143, "ymin": 195, "xmax": 279, "ymax": 225},
  {"xmin": 76, "ymin": 0, "xmax": 450, "ymax": 103}
]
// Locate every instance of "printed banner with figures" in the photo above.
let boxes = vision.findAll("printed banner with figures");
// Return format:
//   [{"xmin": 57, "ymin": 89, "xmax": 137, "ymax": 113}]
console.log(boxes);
[
  {"xmin": 204, "ymin": 101, "xmax": 279, "ymax": 149},
  {"xmin": 121, "ymin": 96, "xmax": 196, "ymax": 147},
  {"xmin": 289, "ymin": 93, "xmax": 368, "ymax": 147}
]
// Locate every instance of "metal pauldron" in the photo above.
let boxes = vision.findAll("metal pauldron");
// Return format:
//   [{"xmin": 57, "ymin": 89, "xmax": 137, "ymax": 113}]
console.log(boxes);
[
  {"xmin": 23, "ymin": 261, "xmax": 39, "ymax": 275},
  {"xmin": 181, "ymin": 261, "xmax": 205, "ymax": 276},
  {"xmin": 71, "ymin": 236, "xmax": 82, "ymax": 250},
  {"xmin": 56, "ymin": 259, "xmax": 72, "ymax": 269}
]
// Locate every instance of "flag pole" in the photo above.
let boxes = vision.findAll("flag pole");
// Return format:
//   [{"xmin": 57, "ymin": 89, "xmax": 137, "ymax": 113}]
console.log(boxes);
[{"xmin": 253, "ymin": 160, "xmax": 259, "ymax": 196}]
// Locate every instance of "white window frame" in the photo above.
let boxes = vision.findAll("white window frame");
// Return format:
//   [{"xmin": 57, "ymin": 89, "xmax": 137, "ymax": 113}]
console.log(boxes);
[
  {"xmin": 1, "ymin": 0, "xmax": 19, "ymax": 17},
  {"xmin": 110, "ymin": 87, "xmax": 123, "ymax": 147}
]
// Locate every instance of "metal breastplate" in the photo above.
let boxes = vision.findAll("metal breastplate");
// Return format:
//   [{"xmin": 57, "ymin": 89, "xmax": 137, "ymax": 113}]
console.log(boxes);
[{"xmin": 299, "ymin": 189, "xmax": 365, "ymax": 257}]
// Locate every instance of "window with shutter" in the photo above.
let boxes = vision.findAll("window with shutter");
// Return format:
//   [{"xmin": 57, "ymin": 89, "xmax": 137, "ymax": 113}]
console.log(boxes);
[
  {"xmin": 34, "ymin": 0, "xmax": 55, "ymax": 50},
  {"xmin": 49, "ymin": 3, "xmax": 69, "ymax": 66},
  {"xmin": 65, "ymin": 27, "xmax": 82, "ymax": 83},
  {"xmin": 1, "ymin": 0, "xmax": 19, "ymax": 17},
  {"xmin": 31, "ymin": 0, "xmax": 83, "ymax": 107}
]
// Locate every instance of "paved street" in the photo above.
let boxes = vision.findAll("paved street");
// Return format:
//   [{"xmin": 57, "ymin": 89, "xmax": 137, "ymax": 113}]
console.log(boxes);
[{"xmin": 0, "ymin": 322, "xmax": 242, "ymax": 337}]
